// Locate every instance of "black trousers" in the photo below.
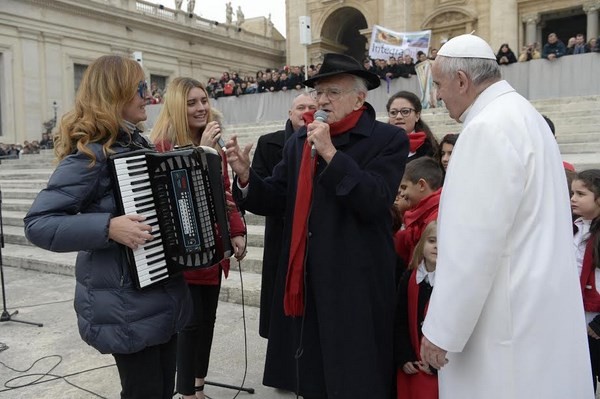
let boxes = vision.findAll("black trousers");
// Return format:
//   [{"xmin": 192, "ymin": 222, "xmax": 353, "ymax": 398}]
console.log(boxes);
[
  {"xmin": 112, "ymin": 334, "xmax": 178, "ymax": 399},
  {"xmin": 589, "ymin": 334, "xmax": 600, "ymax": 392},
  {"xmin": 176, "ymin": 282, "xmax": 221, "ymax": 395}
]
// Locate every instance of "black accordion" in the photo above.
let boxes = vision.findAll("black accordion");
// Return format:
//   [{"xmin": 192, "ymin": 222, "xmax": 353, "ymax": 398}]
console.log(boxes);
[{"xmin": 109, "ymin": 146, "xmax": 232, "ymax": 290}]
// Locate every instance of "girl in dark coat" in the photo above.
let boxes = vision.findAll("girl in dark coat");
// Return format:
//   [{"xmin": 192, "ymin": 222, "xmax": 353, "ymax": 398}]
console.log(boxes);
[{"xmin": 24, "ymin": 55, "xmax": 192, "ymax": 399}]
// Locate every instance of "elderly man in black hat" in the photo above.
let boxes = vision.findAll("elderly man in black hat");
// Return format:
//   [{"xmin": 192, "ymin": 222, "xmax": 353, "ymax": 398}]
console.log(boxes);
[{"xmin": 225, "ymin": 53, "xmax": 409, "ymax": 398}]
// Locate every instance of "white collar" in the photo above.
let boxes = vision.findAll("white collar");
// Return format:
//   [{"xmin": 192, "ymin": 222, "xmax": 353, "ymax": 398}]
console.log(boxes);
[
  {"xmin": 458, "ymin": 103, "xmax": 473, "ymax": 123},
  {"xmin": 574, "ymin": 217, "xmax": 592, "ymax": 227},
  {"xmin": 416, "ymin": 261, "xmax": 436, "ymax": 286},
  {"xmin": 462, "ymin": 80, "xmax": 515, "ymax": 127}
]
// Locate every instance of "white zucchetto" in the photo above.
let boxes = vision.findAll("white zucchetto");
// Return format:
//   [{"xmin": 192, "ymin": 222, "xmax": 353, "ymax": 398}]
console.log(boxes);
[{"xmin": 437, "ymin": 34, "xmax": 496, "ymax": 60}]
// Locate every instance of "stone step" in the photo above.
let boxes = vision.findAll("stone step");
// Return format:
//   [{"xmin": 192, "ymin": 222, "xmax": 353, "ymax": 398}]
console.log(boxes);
[
  {"xmin": 241, "ymin": 212, "xmax": 265, "ymax": 226},
  {"xmin": 0, "ymin": 179, "xmax": 50, "ymax": 189},
  {"xmin": 229, "ymin": 246, "xmax": 264, "ymax": 275},
  {"xmin": 563, "ymin": 153, "xmax": 600, "ymax": 170},
  {"xmin": 3, "ymin": 211, "xmax": 24, "ymax": 227},
  {"xmin": 556, "ymin": 133, "xmax": 600, "ymax": 144},
  {"xmin": 3, "ymin": 224, "xmax": 29, "ymax": 245},
  {"xmin": 245, "ymin": 224, "xmax": 265, "ymax": 247},
  {"xmin": 1, "ymin": 198, "xmax": 33, "ymax": 212},
  {"xmin": 554, "ymin": 124, "xmax": 599, "ymax": 135},
  {"xmin": 1, "ymin": 188, "xmax": 41, "ymax": 200},
  {"xmin": 2, "ymin": 242, "xmax": 263, "ymax": 307},
  {"xmin": 0, "ymin": 162, "xmax": 56, "ymax": 170},
  {"xmin": 0, "ymin": 169, "xmax": 53, "ymax": 180},
  {"xmin": 559, "ymin": 142, "xmax": 600, "ymax": 154}
]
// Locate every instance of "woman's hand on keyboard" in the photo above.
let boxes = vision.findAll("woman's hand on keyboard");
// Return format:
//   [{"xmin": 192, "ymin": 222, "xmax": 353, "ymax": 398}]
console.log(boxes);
[{"xmin": 108, "ymin": 214, "xmax": 154, "ymax": 250}]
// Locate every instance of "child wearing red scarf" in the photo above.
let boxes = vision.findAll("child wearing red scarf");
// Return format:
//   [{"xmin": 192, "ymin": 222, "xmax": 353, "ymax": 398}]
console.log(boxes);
[{"xmin": 394, "ymin": 157, "xmax": 443, "ymax": 267}]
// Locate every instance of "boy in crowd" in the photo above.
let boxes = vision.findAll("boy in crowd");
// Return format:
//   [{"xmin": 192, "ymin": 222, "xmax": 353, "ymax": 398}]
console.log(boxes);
[{"xmin": 394, "ymin": 156, "xmax": 443, "ymax": 267}]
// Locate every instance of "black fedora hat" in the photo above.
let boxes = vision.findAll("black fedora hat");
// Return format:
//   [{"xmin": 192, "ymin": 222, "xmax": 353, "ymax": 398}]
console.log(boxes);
[{"xmin": 303, "ymin": 53, "xmax": 380, "ymax": 90}]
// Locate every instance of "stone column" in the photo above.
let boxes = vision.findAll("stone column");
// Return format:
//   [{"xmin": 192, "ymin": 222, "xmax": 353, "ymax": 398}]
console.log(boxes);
[
  {"xmin": 584, "ymin": 1, "xmax": 600, "ymax": 41},
  {"xmin": 521, "ymin": 13, "xmax": 539, "ymax": 46},
  {"xmin": 17, "ymin": 28, "xmax": 43, "ymax": 142},
  {"xmin": 490, "ymin": 0, "xmax": 518, "ymax": 50},
  {"xmin": 42, "ymin": 33, "xmax": 63, "ymax": 138}
]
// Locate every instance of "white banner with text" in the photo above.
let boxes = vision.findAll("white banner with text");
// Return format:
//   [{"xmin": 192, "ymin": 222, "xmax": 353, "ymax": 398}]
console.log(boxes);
[{"xmin": 369, "ymin": 26, "xmax": 431, "ymax": 60}]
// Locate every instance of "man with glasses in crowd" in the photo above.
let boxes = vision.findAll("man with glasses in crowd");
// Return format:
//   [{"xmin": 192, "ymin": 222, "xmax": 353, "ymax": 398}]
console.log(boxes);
[{"xmin": 225, "ymin": 53, "xmax": 408, "ymax": 399}]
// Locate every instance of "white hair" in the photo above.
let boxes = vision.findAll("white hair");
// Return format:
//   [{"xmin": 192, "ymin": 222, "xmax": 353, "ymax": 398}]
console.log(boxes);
[
  {"xmin": 436, "ymin": 56, "xmax": 501, "ymax": 86},
  {"xmin": 352, "ymin": 75, "xmax": 369, "ymax": 95}
]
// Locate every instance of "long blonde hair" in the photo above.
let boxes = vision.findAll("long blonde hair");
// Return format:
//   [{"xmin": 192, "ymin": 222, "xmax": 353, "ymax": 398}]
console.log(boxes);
[
  {"xmin": 409, "ymin": 221, "xmax": 437, "ymax": 270},
  {"xmin": 55, "ymin": 55, "xmax": 145, "ymax": 163},
  {"xmin": 150, "ymin": 77, "xmax": 215, "ymax": 146}
]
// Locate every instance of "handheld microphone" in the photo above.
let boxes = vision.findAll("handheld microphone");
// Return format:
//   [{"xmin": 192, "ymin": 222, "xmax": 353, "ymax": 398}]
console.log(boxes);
[
  {"xmin": 217, "ymin": 137, "xmax": 226, "ymax": 151},
  {"xmin": 311, "ymin": 110, "xmax": 328, "ymax": 158}
]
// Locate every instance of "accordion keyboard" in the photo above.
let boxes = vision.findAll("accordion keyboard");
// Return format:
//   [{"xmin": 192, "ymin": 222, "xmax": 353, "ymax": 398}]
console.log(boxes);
[{"xmin": 112, "ymin": 152, "xmax": 170, "ymax": 288}]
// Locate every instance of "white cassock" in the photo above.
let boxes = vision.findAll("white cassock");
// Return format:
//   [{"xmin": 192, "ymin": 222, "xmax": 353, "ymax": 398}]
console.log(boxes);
[{"xmin": 422, "ymin": 80, "xmax": 594, "ymax": 399}]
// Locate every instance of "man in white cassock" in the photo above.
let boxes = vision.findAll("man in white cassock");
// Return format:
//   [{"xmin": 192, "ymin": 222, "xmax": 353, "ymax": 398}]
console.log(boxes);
[{"xmin": 420, "ymin": 34, "xmax": 594, "ymax": 398}]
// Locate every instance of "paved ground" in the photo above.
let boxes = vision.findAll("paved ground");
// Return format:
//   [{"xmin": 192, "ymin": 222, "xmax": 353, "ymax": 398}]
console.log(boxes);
[{"xmin": 0, "ymin": 266, "xmax": 296, "ymax": 399}]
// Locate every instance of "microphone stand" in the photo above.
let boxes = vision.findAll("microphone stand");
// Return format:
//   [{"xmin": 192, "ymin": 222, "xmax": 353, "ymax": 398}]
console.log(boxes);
[{"xmin": 0, "ymin": 187, "xmax": 43, "ymax": 327}]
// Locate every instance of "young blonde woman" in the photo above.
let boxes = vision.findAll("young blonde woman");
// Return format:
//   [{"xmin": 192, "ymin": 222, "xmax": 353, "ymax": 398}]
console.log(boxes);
[
  {"xmin": 150, "ymin": 77, "xmax": 247, "ymax": 399},
  {"xmin": 24, "ymin": 55, "xmax": 192, "ymax": 399}
]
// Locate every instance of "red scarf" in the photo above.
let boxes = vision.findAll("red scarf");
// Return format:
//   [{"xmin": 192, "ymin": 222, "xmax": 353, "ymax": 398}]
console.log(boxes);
[
  {"xmin": 408, "ymin": 132, "xmax": 426, "ymax": 153},
  {"xmin": 284, "ymin": 106, "xmax": 366, "ymax": 316}
]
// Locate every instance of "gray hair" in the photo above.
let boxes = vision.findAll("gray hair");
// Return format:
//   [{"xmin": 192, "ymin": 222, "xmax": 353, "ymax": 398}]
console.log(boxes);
[
  {"xmin": 436, "ymin": 56, "xmax": 501, "ymax": 86},
  {"xmin": 352, "ymin": 75, "xmax": 369, "ymax": 96}
]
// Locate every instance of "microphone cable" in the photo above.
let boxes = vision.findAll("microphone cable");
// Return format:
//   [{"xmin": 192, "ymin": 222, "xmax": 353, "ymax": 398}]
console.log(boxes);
[
  {"xmin": 0, "ymin": 354, "xmax": 114, "ymax": 398},
  {"xmin": 207, "ymin": 161, "xmax": 251, "ymax": 399},
  {"xmin": 231, "ymin": 223, "xmax": 249, "ymax": 399}
]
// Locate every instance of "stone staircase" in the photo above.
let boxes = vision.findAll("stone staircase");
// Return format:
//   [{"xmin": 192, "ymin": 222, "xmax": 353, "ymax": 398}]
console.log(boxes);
[{"xmin": 1, "ymin": 95, "xmax": 599, "ymax": 308}]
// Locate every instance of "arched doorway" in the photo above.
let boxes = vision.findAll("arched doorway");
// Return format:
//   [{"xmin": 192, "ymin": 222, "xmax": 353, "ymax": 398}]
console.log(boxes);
[
  {"xmin": 320, "ymin": 7, "xmax": 368, "ymax": 62},
  {"xmin": 422, "ymin": 8, "xmax": 478, "ymax": 51},
  {"xmin": 541, "ymin": 7, "xmax": 587, "ymax": 45}
]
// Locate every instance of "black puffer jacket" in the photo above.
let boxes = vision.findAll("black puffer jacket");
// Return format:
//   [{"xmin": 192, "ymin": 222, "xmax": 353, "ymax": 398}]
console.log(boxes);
[{"xmin": 24, "ymin": 130, "xmax": 192, "ymax": 354}]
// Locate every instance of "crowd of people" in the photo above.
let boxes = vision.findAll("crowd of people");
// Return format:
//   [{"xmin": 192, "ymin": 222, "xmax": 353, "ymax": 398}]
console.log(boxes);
[
  {"xmin": 0, "ymin": 133, "xmax": 54, "ymax": 159},
  {"xmin": 201, "ymin": 31, "xmax": 600, "ymax": 102},
  {"xmin": 508, "ymin": 32, "xmax": 600, "ymax": 63},
  {"xmin": 201, "ymin": 49, "xmax": 441, "ymax": 100},
  {"xmin": 20, "ymin": 30, "xmax": 600, "ymax": 399}
]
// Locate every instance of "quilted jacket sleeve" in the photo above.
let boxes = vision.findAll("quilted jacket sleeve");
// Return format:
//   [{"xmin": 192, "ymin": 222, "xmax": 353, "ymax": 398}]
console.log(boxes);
[{"xmin": 24, "ymin": 150, "xmax": 113, "ymax": 253}]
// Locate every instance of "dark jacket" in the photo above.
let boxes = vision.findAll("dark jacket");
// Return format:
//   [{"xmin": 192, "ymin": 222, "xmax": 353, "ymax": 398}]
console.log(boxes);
[
  {"xmin": 234, "ymin": 103, "xmax": 409, "ymax": 398},
  {"xmin": 250, "ymin": 119, "xmax": 295, "ymax": 338},
  {"xmin": 542, "ymin": 40, "xmax": 567, "ymax": 58},
  {"xmin": 24, "ymin": 130, "xmax": 192, "ymax": 355},
  {"xmin": 496, "ymin": 50, "xmax": 517, "ymax": 65}
]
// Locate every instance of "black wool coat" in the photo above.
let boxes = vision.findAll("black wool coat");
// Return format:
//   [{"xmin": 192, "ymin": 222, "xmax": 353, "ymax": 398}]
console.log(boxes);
[
  {"xmin": 250, "ymin": 119, "xmax": 295, "ymax": 338},
  {"xmin": 234, "ymin": 103, "xmax": 409, "ymax": 398}
]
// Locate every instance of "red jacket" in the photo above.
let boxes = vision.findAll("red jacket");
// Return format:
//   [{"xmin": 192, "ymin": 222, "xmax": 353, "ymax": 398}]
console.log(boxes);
[
  {"xmin": 394, "ymin": 189, "xmax": 441, "ymax": 265},
  {"xmin": 154, "ymin": 140, "xmax": 246, "ymax": 285}
]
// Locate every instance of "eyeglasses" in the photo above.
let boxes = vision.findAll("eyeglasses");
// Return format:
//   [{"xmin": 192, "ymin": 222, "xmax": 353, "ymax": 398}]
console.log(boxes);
[
  {"xmin": 310, "ymin": 88, "xmax": 354, "ymax": 102},
  {"xmin": 388, "ymin": 108, "xmax": 416, "ymax": 118},
  {"xmin": 137, "ymin": 81, "xmax": 148, "ymax": 99}
]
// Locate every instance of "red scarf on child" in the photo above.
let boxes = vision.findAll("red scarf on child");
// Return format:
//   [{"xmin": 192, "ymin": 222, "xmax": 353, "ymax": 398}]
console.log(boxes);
[{"xmin": 284, "ymin": 106, "xmax": 366, "ymax": 316}]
